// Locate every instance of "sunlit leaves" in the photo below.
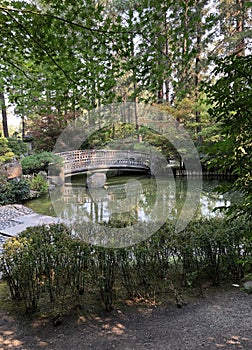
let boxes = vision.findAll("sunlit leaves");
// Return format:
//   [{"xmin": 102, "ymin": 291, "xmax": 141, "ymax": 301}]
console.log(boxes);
[{"xmin": 204, "ymin": 54, "xmax": 252, "ymax": 217}]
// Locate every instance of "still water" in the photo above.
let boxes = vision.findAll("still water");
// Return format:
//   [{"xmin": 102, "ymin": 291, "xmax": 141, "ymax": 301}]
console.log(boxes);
[{"xmin": 25, "ymin": 174, "xmax": 232, "ymax": 225}]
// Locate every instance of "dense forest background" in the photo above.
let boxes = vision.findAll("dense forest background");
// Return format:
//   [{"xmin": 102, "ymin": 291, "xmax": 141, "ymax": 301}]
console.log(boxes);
[
  {"xmin": 0, "ymin": 0, "xmax": 251, "ymax": 215},
  {"xmin": 0, "ymin": 0, "xmax": 250, "ymax": 133}
]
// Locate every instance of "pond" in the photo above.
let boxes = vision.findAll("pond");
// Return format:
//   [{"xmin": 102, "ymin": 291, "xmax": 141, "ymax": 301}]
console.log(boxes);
[{"xmin": 25, "ymin": 174, "xmax": 233, "ymax": 224}]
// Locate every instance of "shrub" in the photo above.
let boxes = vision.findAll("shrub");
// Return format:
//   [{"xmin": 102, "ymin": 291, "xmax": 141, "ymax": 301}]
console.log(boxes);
[
  {"xmin": 1, "ymin": 217, "xmax": 251, "ymax": 314},
  {"xmin": 171, "ymin": 217, "xmax": 252, "ymax": 285},
  {"xmin": 0, "ymin": 137, "xmax": 15, "ymax": 164},
  {"xmin": 0, "ymin": 179, "xmax": 30, "ymax": 205},
  {"xmin": 0, "ymin": 224, "xmax": 90, "ymax": 312},
  {"xmin": 21, "ymin": 152, "xmax": 62, "ymax": 175},
  {"xmin": 7, "ymin": 137, "xmax": 28, "ymax": 157},
  {"xmin": 29, "ymin": 174, "xmax": 48, "ymax": 195}
]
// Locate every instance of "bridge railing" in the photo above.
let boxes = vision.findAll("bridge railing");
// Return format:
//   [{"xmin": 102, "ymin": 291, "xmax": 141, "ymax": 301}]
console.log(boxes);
[{"xmin": 57, "ymin": 149, "xmax": 152, "ymax": 174}]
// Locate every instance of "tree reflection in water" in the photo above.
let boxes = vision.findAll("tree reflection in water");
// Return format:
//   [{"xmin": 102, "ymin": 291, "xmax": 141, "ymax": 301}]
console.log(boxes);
[{"xmin": 44, "ymin": 175, "xmax": 230, "ymax": 224}]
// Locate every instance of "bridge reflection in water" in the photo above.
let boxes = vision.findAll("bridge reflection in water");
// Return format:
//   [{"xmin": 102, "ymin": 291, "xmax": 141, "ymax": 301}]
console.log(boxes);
[
  {"xmin": 29, "ymin": 176, "xmax": 230, "ymax": 247},
  {"xmin": 50, "ymin": 175, "xmax": 229, "ymax": 227},
  {"xmin": 52, "ymin": 175, "xmax": 178, "ymax": 225}
]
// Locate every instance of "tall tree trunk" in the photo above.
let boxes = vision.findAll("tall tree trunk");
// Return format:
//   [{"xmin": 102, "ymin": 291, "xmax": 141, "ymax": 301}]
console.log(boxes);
[
  {"xmin": 22, "ymin": 116, "xmax": 25, "ymax": 140},
  {"xmin": 235, "ymin": 0, "xmax": 245, "ymax": 56},
  {"xmin": 129, "ymin": 20, "xmax": 139, "ymax": 139},
  {"xmin": 0, "ymin": 91, "xmax": 9, "ymax": 138},
  {"xmin": 156, "ymin": 7, "xmax": 169, "ymax": 104},
  {"xmin": 157, "ymin": 86, "xmax": 164, "ymax": 104},
  {"xmin": 195, "ymin": 11, "xmax": 202, "ymax": 145},
  {"xmin": 181, "ymin": 0, "xmax": 189, "ymax": 94},
  {"xmin": 133, "ymin": 64, "xmax": 140, "ymax": 141},
  {"xmin": 164, "ymin": 14, "xmax": 170, "ymax": 104},
  {"xmin": 165, "ymin": 79, "xmax": 170, "ymax": 103}
]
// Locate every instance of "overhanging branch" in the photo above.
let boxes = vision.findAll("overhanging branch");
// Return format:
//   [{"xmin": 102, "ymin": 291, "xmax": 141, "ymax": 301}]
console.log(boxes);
[{"xmin": 3, "ymin": 8, "xmax": 78, "ymax": 85}]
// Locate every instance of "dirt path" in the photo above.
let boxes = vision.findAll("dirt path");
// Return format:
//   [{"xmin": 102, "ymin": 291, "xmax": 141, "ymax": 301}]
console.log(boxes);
[{"xmin": 1, "ymin": 287, "xmax": 252, "ymax": 350}]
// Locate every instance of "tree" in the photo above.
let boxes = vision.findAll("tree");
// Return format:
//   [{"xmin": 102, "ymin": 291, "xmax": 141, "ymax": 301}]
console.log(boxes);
[
  {"xmin": 26, "ymin": 111, "xmax": 77, "ymax": 151},
  {"xmin": 1, "ymin": 0, "xmax": 251, "ymax": 152},
  {"xmin": 214, "ymin": 0, "xmax": 251, "ymax": 56},
  {"xmin": 203, "ymin": 54, "xmax": 252, "ymax": 217},
  {"xmin": 0, "ymin": 91, "xmax": 9, "ymax": 137},
  {"xmin": 0, "ymin": 0, "xmax": 125, "ymax": 138}
]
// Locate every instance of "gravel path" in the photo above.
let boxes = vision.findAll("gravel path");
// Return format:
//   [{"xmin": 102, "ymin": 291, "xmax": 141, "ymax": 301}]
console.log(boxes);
[
  {"xmin": 0, "ymin": 287, "xmax": 251, "ymax": 350},
  {"xmin": 0, "ymin": 204, "xmax": 34, "ymax": 225}
]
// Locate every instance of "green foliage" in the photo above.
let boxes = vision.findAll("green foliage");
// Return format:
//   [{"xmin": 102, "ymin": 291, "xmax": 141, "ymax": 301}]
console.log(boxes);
[
  {"xmin": 21, "ymin": 152, "xmax": 62, "ymax": 175},
  {"xmin": 0, "ymin": 179, "xmax": 30, "ymax": 205},
  {"xmin": 96, "ymin": 248, "xmax": 116, "ymax": 311},
  {"xmin": 1, "ymin": 216, "xmax": 251, "ymax": 313},
  {"xmin": 138, "ymin": 125, "xmax": 177, "ymax": 158},
  {"xmin": 7, "ymin": 137, "xmax": 28, "ymax": 157},
  {"xmin": 0, "ymin": 137, "xmax": 14, "ymax": 164},
  {"xmin": 1, "ymin": 0, "xmax": 250, "ymax": 133},
  {"xmin": 82, "ymin": 122, "xmax": 177, "ymax": 159},
  {"xmin": 176, "ymin": 217, "xmax": 252, "ymax": 285},
  {"xmin": 0, "ymin": 224, "xmax": 90, "ymax": 312},
  {"xmin": 82, "ymin": 123, "xmax": 136, "ymax": 149},
  {"xmin": 203, "ymin": 54, "xmax": 252, "ymax": 218},
  {"xmin": 28, "ymin": 174, "xmax": 48, "ymax": 195}
]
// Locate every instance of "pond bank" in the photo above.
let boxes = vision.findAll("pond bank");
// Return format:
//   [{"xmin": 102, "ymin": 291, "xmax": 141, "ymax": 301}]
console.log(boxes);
[
  {"xmin": 0, "ymin": 204, "xmax": 34, "ymax": 224},
  {"xmin": 0, "ymin": 204, "xmax": 62, "ymax": 253},
  {"xmin": 0, "ymin": 205, "xmax": 34, "ymax": 253}
]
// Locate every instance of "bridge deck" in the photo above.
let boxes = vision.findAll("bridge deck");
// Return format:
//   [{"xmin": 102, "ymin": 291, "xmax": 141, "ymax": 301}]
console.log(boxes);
[{"xmin": 57, "ymin": 150, "xmax": 152, "ymax": 176}]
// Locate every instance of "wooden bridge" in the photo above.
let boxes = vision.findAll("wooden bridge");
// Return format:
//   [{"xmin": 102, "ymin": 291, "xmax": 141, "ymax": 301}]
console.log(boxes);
[{"xmin": 57, "ymin": 150, "xmax": 154, "ymax": 177}]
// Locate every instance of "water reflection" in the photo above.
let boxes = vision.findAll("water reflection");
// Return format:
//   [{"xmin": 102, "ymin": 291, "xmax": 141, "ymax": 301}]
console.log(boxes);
[
  {"xmin": 27, "ymin": 175, "xmax": 231, "ymax": 224},
  {"xmin": 51, "ymin": 175, "xmax": 176, "ymax": 225}
]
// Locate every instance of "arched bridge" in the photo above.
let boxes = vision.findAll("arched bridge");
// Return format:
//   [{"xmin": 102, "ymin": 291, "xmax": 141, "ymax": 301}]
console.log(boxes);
[{"xmin": 57, "ymin": 150, "xmax": 155, "ymax": 177}]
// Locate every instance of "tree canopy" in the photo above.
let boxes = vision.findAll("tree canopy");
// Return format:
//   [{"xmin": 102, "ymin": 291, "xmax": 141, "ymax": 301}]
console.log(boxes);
[
  {"xmin": 203, "ymin": 53, "xmax": 252, "ymax": 218},
  {"xmin": 1, "ymin": 0, "xmax": 251, "ymax": 116},
  {"xmin": 0, "ymin": 0, "xmax": 251, "ymax": 218}
]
